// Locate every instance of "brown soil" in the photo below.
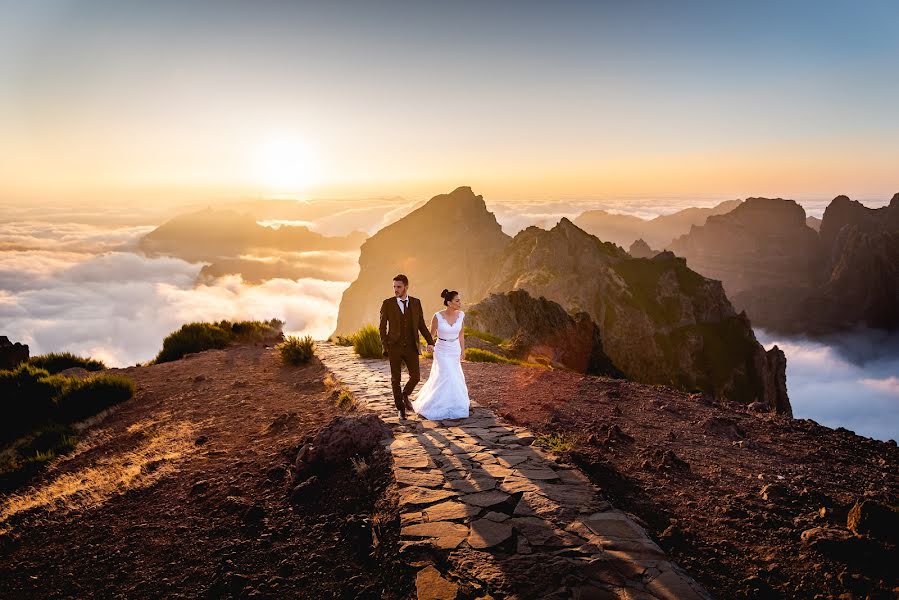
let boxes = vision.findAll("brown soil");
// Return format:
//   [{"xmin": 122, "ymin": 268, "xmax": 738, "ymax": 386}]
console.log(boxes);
[
  {"xmin": 0, "ymin": 343, "xmax": 411, "ymax": 600},
  {"xmin": 462, "ymin": 360, "xmax": 899, "ymax": 600}
]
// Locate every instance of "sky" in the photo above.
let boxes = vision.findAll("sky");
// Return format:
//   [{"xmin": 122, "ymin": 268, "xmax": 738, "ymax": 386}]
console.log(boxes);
[{"xmin": 1, "ymin": 0, "xmax": 898, "ymax": 205}]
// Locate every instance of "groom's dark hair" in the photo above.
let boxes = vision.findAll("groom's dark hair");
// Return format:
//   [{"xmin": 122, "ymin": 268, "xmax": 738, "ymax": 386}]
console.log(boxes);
[{"xmin": 394, "ymin": 274, "xmax": 409, "ymax": 285}]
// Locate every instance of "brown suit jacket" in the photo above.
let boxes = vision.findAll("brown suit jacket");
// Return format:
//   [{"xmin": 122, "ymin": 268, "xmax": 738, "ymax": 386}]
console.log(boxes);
[{"xmin": 379, "ymin": 296, "xmax": 435, "ymax": 356}]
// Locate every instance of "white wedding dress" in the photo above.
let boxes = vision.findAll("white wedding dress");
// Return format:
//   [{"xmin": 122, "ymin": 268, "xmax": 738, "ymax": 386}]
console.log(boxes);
[{"xmin": 412, "ymin": 310, "xmax": 470, "ymax": 420}]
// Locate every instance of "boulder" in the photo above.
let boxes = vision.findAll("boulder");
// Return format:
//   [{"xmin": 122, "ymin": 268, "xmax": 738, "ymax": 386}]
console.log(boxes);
[
  {"xmin": 292, "ymin": 414, "xmax": 391, "ymax": 485},
  {"xmin": 0, "ymin": 336, "xmax": 29, "ymax": 370},
  {"xmin": 847, "ymin": 500, "xmax": 899, "ymax": 542},
  {"xmin": 465, "ymin": 289, "xmax": 622, "ymax": 376}
]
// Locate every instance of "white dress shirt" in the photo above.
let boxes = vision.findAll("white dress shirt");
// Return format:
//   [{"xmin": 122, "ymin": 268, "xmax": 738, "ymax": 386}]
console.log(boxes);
[{"xmin": 396, "ymin": 295, "xmax": 409, "ymax": 314}]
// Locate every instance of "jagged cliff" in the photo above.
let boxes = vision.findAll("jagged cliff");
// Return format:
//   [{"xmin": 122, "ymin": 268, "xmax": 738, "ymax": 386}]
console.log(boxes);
[
  {"xmin": 668, "ymin": 198, "xmax": 822, "ymax": 301},
  {"xmin": 464, "ymin": 289, "xmax": 622, "ymax": 377},
  {"xmin": 480, "ymin": 218, "xmax": 790, "ymax": 412},
  {"xmin": 333, "ymin": 187, "xmax": 510, "ymax": 335},
  {"xmin": 799, "ymin": 194, "xmax": 899, "ymax": 332},
  {"xmin": 668, "ymin": 194, "xmax": 899, "ymax": 334}
]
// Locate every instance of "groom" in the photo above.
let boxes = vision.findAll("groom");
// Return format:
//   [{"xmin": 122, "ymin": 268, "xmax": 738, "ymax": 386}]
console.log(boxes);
[{"xmin": 379, "ymin": 274, "xmax": 435, "ymax": 420}]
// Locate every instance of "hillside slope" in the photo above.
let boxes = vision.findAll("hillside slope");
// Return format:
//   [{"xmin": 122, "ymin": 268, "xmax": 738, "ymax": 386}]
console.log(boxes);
[{"xmin": 0, "ymin": 344, "xmax": 409, "ymax": 599}]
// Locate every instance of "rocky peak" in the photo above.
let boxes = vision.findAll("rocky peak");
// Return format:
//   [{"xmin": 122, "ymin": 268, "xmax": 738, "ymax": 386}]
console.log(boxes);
[
  {"xmin": 334, "ymin": 187, "xmax": 510, "ymax": 335},
  {"xmin": 628, "ymin": 239, "xmax": 659, "ymax": 259},
  {"xmin": 707, "ymin": 197, "xmax": 808, "ymax": 231},
  {"xmin": 483, "ymin": 221, "xmax": 790, "ymax": 412}
]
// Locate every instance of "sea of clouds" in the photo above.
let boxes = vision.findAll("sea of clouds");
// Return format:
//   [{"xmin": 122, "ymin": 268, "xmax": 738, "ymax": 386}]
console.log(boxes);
[
  {"xmin": 2, "ymin": 198, "xmax": 896, "ymax": 441},
  {"xmin": 0, "ymin": 220, "xmax": 349, "ymax": 367},
  {"xmin": 758, "ymin": 330, "xmax": 899, "ymax": 442}
]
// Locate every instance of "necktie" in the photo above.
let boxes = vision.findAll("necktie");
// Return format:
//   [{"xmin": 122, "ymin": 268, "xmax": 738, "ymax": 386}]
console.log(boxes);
[{"xmin": 402, "ymin": 299, "xmax": 408, "ymax": 313}]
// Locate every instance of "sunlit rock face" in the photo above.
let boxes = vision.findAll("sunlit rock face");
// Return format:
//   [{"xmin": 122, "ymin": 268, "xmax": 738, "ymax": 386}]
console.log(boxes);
[
  {"xmin": 333, "ymin": 187, "xmax": 510, "ymax": 335},
  {"xmin": 573, "ymin": 199, "xmax": 741, "ymax": 249},
  {"xmin": 668, "ymin": 195, "xmax": 899, "ymax": 334},
  {"xmin": 465, "ymin": 289, "xmax": 622, "ymax": 377},
  {"xmin": 480, "ymin": 218, "xmax": 790, "ymax": 413}
]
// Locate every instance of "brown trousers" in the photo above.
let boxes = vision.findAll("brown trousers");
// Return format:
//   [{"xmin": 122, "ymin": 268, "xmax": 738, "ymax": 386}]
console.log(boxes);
[{"xmin": 388, "ymin": 345, "xmax": 420, "ymax": 410}]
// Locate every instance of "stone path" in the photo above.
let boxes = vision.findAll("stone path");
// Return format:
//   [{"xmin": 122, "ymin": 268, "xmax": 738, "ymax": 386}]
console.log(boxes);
[{"xmin": 317, "ymin": 343, "xmax": 712, "ymax": 600}]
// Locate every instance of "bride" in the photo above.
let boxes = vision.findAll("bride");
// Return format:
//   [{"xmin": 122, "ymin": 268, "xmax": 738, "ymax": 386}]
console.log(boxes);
[{"xmin": 412, "ymin": 289, "xmax": 470, "ymax": 420}]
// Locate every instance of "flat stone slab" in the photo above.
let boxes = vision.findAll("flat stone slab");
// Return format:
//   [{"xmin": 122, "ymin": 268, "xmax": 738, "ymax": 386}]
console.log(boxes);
[
  {"xmin": 460, "ymin": 489, "xmax": 510, "ymax": 508},
  {"xmin": 395, "ymin": 455, "xmax": 435, "ymax": 469},
  {"xmin": 645, "ymin": 567, "xmax": 709, "ymax": 600},
  {"xmin": 493, "ymin": 452, "xmax": 532, "ymax": 468},
  {"xmin": 396, "ymin": 469, "xmax": 446, "ymax": 488},
  {"xmin": 402, "ymin": 521, "xmax": 469, "ymax": 539},
  {"xmin": 497, "ymin": 434, "xmax": 535, "ymax": 445},
  {"xmin": 468, "ymin": 518, "xmax": 513, "ymax": 549},
  {"xmin": 447, "ymin": 477, "xmax": 496, "ymax": 494},
  {"xmin": 508, "ymin": 516, "xmax": 582, "ymax": 547},
  {"xmin": 478, "ymin": 463, "xmax": 514, "ymax": 478},
  {"xmin": 515, "ymin": 467, "xmax": 560, "ymax": 480},
  {"xmin": 583, "ymin": 512, "xmax": 648, "ymax": 540},
  {"xmin": 483, "ymin": 511, "xmax": 510, "ymax": 522},
  {"xmin": 423, "ymin": 500, "xmax": 480, "ymax": 522},
  {"xmin": 498, "ymin": 476, "xmax": 543, "ymax": 494},
  {"xmin": 400, "ymin": 486, "xmax": 458, "ymax": 506},
  {"xmin": 416, "ymin": 565, "xmax": 460, "ymax": 600},
  {"xmin": 513, "ymin": 491, "xmax": 566, "ymax": 518}
]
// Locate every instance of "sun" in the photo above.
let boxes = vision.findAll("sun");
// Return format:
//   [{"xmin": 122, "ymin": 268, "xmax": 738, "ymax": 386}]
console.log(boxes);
[{"xmin": 252, "ymin": 135, "xmax": 321, "ymax": 192}]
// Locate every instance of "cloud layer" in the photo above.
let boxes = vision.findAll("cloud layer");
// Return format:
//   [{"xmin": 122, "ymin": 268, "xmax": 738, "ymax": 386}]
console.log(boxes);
[
  {"xmin": 1, "ymin": 221, "xmax": 348, "ymax": 367},
  {"xmin": 759, "ymin": 330, "xmax": 899, "ymax": 442}
]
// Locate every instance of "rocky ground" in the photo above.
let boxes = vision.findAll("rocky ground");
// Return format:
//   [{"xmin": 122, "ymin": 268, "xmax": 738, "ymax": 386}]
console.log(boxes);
[
  {"xmin": 0, "ymin": 343, "xmax": 411, "ymax": 599},
  {"xmin": 462, "ymin": 360, "xmax": 899, "ymax": 599}
]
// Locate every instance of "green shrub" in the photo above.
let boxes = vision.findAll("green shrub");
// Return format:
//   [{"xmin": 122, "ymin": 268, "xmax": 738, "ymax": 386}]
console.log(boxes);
[
  {"xmin": 464, "ymin": 348, "xmax": 518, "ymax": 364},
  {"xmin": 335, "ymin": 388, "xmax": 356, "ymax": 411},
  {"xmin": 0, "ymin": 364, "xmax": 67, "ymax": 441},
  {"xmin": 154, "ymin": 319, "xmax": 283, "ymax": 363},
  {"xmin": 333, "ymin": 334, "xmax": 355, "ymax": 347},
  {"xmin": 534, "ymin": 433, "xmax": 574, "ymax": 453},
  {"xmin": 463, "ymin": 348, "xmax": 549, "ymax": 369},
  {"xmin": 463, "ymin": 327, "xmax": 505, "ymax": 346},
  {"xmin": 278, "ymin": 335, "xmax": 315, "ymax": 365},
  {"xmin": 18, "ymin": 423, "xmax": 78, "ymax": 464},
  {"xmin": 352, "ymin": 324, "xmax": 384, "ymax": 359},
  {"xmin": 55, "ymin": 374, "xmax": 136, "ymax": 423},
  {"xmin": 28, "ymin": 352, "xmax": 106, "ymax": 373}
]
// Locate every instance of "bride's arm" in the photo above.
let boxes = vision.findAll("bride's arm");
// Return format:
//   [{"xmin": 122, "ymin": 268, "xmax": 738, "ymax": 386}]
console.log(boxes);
[
  {"xmin": 459, "ymin": 325, "xmax": 465, "ymax": 361},
  {"xmin": 429, "ymin": 315, "xmax": 438, "ymax": 342}
]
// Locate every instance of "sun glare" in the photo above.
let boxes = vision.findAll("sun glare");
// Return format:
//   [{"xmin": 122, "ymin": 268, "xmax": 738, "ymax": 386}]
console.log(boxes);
[{"xmin": 252, "ymin": 136, "xmax": 321, "ymax": 192}]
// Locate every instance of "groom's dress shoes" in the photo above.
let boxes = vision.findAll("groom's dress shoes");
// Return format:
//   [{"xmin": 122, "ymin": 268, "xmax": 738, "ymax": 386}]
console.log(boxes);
[{"xmin": 397, "ymin": 408, "xmax": 406, "ymax": 420}]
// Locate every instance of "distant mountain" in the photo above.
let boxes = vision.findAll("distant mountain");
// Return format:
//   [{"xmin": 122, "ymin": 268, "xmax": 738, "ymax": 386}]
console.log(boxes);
[
  {"xmin": 481, "ymin": 219, "xmax": 790, "ymax": 412},
  {"xmin": 628, "ymin": 239, "xmax": 659, "ymax": 259},
  {"xmin": 800, "ymin": 194, "xmax": 899, "ymax": 332},
  {"xmin": 138, "ymin": 208, "xmax": 367, "ymax": 262},
  {"xmin": 572, "ymin": 199, "xmax": 742, "ymax": 249},
  {"xmin": 806, "ymin": 216, "xmax": 822, "ymax": 231},
  {"xmin": 669, "ymin": 194, "xmax": 899, "ymax": 334},
  {"xmin": 333, "ymin": 187, "xmax": 510, "ymax": 335}
]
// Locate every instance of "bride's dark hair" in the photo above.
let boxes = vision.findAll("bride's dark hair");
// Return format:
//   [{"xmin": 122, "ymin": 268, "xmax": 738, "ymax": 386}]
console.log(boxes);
[{"xmin": 440, "ymin": 289, "xmax": 459, "ymax": 306}]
